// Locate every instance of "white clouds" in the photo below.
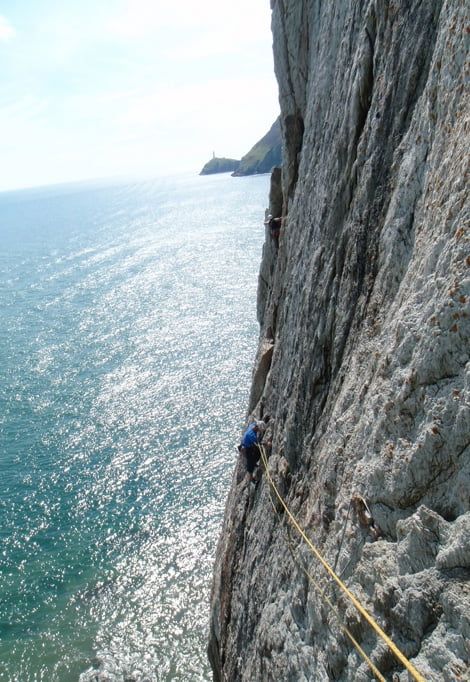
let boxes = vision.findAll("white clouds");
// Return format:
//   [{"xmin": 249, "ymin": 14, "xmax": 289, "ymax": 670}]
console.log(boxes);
[
  {"xmin": 116, "ymin": 77, "xmax": 277, "ymax": 131},
  {"xmin": 0, "ymin": 15, "xmax": 15, "ymax": 41},
  {"xmin": 106, "ymin": 74, "xmax": 279, "ymax": 175},
  {"xmin": 0, "ymin": 95, "xmax": 47, "ymax": 129},
  {"xmin": 107, "ymin": 0, "xmax": 270, "ymax": 48},
  {"xmin": 0, "ymin": 0, "xmax": 279, "ymax": 190},
  {"xmin": 0, "ymin": 69, "xmax": 279, "ymax": 190}
]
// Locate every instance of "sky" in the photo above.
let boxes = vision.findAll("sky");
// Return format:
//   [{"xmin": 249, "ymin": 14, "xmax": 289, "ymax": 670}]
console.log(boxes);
[{"xmin": 0, "ymin": 1, "xmax": 279, "ymax": 191}]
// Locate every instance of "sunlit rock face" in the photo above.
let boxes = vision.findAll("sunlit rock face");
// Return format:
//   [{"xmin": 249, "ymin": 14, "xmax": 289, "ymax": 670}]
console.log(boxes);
[{"xmin": 209, "ymin": 1, "xmax": 469, "ymax": 681}]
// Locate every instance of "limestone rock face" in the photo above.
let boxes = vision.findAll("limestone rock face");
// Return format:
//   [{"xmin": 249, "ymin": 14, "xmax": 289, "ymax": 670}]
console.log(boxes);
[{"xmin": 209, "ymin": 1, "xmax": 469, "ymax": 681}]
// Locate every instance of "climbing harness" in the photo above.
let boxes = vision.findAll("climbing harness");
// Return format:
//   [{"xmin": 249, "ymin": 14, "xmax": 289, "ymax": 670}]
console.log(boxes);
[{"xmin": 258, "ymin": 444, "xmax": 427, "ymax": 682}]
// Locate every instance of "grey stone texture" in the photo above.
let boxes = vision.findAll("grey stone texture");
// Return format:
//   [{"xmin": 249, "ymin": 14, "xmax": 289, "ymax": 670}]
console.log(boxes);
[{"xmin": 209, "ymin": 1, "xmax": 469, "ymax": 681}]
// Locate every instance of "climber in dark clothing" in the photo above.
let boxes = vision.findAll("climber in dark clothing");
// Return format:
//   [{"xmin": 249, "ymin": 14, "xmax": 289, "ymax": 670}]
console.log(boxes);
[
  {"xmin": 239, "ymin": 418, "xmax": 270, "ymax": 483},
  {"xmin": 264, "ymin": 214, "xmax": 284, "ymax": 243}
]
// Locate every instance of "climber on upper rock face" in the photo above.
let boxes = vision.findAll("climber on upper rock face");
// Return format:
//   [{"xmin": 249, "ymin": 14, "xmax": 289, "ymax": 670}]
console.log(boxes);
[{"xmin": 264, "ymin": 214, "xmax": 284, "ymax": 243}]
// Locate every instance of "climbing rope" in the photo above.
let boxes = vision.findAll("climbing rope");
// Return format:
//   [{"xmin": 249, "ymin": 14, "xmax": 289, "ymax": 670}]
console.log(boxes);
[
  {"xmin": 262, "ymin": 463, "xmax": 387, "ymax": 681},
  {"xmin": 258, "ymin": 444, "xmax": 427, "ymax": 682}
]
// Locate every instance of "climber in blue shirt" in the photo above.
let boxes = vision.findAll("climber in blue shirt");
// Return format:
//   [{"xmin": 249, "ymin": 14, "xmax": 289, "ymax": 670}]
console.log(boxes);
[
  {"xmin": 239, "ymin": 417, "xmax": 270, "ymax": 483},
  {"xmin": 241, "ymin": 423, "xmax": 259, "ymax": 449}
]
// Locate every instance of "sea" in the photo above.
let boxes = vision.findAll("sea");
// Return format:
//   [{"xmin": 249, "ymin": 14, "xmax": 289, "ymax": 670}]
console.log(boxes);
[{"xmin": 0, "ymin": 172, "xmax": 269, "ymax": 681}]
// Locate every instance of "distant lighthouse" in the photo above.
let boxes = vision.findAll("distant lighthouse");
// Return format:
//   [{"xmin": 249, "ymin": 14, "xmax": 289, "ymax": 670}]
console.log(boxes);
[{"xmin": 212, "ymin": 151, "xmax": 215, "ymax": 159}]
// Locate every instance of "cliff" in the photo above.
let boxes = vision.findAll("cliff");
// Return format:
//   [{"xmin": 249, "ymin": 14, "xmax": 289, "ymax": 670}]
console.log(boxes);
[
  {"xmin": 200, "ymin": 120, "xmax": 282, "ymax": 177},
  {"xmin": 209, "ymin": 2, "xmax": 469, "ymax": 681},
  {"xmin": 232, "ymin": 118, "xmax": 282, "ymax": 176}
]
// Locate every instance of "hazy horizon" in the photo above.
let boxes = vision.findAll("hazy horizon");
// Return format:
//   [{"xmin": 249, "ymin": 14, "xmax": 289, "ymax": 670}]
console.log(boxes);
[{"xmin": 0, "ymin": 166, "xmax": 258, "ymax": 197}]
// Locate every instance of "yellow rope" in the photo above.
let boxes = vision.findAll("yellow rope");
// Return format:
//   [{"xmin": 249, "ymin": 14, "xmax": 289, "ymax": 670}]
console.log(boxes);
[
  {"xmin": 258, "ymin": 445, "xmax": 427, "ymax": 682},
  {"xmin": 262, "ymin": 463, "xmax": 387, "ymax": 681}
]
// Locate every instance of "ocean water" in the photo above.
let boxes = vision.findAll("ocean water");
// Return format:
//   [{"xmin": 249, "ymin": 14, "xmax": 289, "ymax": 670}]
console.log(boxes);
[{"xmin": 0, "ymin": 172, "xmax": 269, "ymax": 681}]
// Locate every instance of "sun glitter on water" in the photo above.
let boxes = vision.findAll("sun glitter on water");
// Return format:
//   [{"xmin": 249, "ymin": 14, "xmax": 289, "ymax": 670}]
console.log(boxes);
[{"xmin": 0, "ymin": 172, "xmax": 269, "ymax": 681}]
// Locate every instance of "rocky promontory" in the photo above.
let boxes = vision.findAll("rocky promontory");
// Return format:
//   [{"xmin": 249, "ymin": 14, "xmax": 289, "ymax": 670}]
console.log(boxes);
[
  {"xmin": 209, "ymin": 1, "xmax": 469, "ymax": 681},
  {"xmin": 199, "ymin": 119, "xmax": 282, "ymax": 177},
  {"xmin": 199, "ymin": 157, "xmax": 240, "ymax": 175}
]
